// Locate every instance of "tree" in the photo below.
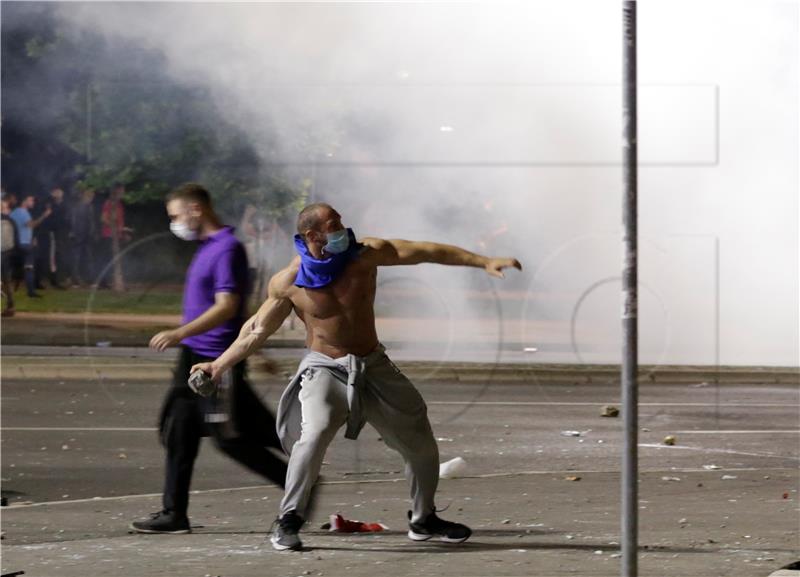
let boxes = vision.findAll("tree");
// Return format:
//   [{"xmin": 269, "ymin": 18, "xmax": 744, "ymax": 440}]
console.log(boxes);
[{"xmin": 2, "ymin": 2, "xmax": 307, "ymax": 290}]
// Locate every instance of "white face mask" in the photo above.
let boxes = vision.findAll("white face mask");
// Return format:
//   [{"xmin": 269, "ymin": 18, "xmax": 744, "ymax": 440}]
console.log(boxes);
[
  {"xmin": 170, "ymin": 221, "xmax": 198, "ymax": 241},
  {"xmin": 323, "ymin": 228, "xmax": 350, "ymax": 255}
]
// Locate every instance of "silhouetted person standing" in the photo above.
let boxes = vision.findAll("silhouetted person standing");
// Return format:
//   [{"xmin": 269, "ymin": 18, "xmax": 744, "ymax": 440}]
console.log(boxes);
[
  {"xmin": 70, "ymin": 188, "xmax": 97, "ymax": 287},
  {"xmin": 10, "ymin": 195, "xmax": 50, "ymax": 298},
  {"xmin": 37, "ymin": 187, "xmax": 70, "ymax": 289},
  {"xmin": 98, "ymin": 183, "xmax": 130, "ymax": 290},
  {"xmin": 2, "ymin": 198, "xmax": 18, "ymax": 316}
]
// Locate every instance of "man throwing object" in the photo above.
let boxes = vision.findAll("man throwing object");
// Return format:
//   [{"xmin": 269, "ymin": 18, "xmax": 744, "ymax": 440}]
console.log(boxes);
[{"xmin": 192, "ymin": 203, "xmax": 522, "ymax": 550}]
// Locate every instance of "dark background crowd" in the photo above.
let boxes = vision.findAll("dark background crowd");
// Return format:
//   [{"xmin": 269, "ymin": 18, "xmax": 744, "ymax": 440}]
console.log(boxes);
[
  {"xmin": 1, "ymin": 182, "xmax": 133, "ymax": 315},
  {"xmin": 0, "ymin": 182, "xmax": 295, "ymax": 318},
  {"xmin": 1, "ymin": 2, "xmax": 305, "ymax": 320}
]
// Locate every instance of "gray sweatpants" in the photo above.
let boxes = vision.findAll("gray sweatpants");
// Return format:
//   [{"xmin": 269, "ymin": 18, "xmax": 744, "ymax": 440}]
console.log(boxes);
[{"xmin": 279, "ymin": 359, "xmax": 440, "ymax": 523}]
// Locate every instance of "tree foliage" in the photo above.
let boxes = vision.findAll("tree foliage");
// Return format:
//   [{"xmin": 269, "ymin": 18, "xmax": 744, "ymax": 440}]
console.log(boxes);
[{"xmin": 1, "ymin": 2, "xmax": 305, "ymax": 220}]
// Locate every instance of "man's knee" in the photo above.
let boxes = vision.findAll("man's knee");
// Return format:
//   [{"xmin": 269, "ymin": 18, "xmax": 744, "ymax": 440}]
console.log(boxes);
[{"xmin": 384, "ymin": 424, "xmax": 438, "ymax": 460}]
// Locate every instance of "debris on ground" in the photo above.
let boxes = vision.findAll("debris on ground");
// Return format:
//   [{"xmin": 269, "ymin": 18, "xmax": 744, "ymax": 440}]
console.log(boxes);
[
  {"xmin": 439, "ymin": 457, "xmax": 468, "ymax": 479},
  {"xmin": 561, "ymin": 430, "xmax": 590, "ymax": 437},
  {"xmin": 600, "ymin": 405, "xmax": 619, "ymax": 418},
  {"xmin": 342, "ymin": 470, "xmax": 400, "ymax": 476},
  {"xmin": 325, "ymin": 513, "xmax": 387, "ymax": 533},
  {"xmin": 663, "ymin": 435, "xmax": 676, "ymax": 445},
  {"xmin": 564, "ymin": 476, "xmax": 581, "ymax": 482}
]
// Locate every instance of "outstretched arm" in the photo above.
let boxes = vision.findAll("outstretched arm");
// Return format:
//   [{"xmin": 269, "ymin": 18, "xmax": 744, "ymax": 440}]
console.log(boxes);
[
  {"xmin": 191, "ymin": 274, "xmax": 293, "ymax": 381},
  {"xmin": 361, "ymin": 237, "xmax": 522, "ymax": 278},
  {"xmin": 29, "ymin": 207, "xmax": 52, "ymax": 229}
]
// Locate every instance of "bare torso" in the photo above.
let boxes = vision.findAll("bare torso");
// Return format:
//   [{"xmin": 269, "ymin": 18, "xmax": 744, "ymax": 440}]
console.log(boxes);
[{"xmin": 278, "ymin": 252, "xmax": 380, "ymax": 358}]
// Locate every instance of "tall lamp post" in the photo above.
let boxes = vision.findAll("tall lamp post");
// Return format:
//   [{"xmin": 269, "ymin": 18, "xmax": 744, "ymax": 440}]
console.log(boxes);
[{"xmin": 621, "ymin": 2, "xmax": 639, "ymax": 576}]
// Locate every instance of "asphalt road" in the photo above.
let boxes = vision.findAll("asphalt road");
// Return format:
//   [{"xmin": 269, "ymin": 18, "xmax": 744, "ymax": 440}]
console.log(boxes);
[{"xmin": 1, "ymin": 349, "xmax": 798, "ymax": 576}]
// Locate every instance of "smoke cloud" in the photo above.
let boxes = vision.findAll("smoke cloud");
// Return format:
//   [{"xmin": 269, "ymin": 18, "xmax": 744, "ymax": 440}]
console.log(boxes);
[{"xmin": 32, "ymin": 1, "xmax": 798, "ymax": 366}]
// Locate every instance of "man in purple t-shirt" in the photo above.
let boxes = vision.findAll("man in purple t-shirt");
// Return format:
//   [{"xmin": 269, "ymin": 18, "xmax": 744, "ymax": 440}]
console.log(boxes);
[{"xmin": 130, "ymin": 183, "xmax": 287, "ymax": 534}]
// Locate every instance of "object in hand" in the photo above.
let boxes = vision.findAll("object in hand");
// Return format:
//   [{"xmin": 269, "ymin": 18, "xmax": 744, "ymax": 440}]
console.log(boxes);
[{"xmin": 188, "ymin": 369, "xmax": 216, "ymax": 397}]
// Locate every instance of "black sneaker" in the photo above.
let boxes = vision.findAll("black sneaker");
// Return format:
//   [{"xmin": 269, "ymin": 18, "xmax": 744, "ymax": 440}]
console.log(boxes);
[
  {"xmin": 270, "ymin": 510, "xmax": 304, "ymax": 551},
  {"xmin": 407, "ymin": 510, "xmax": 472, "ymax": 543},
  {"xmin": 130, "ymin": 510, "xmax": 191, "ymax": 534}
]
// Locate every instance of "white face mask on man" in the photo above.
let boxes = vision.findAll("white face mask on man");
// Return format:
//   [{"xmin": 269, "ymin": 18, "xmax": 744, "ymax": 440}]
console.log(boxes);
[
  {"xmin": 170, "ymin": 221, "xmax": 199, "ymax": 241},
  {"xmin": 323, "ymin": 228, "xmax": 350, "ymax": 255}
]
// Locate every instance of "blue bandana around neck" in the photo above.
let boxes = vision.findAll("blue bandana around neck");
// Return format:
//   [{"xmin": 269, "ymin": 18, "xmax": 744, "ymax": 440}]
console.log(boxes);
[{"xmin": 294, "ymin": 228, "xmax": 362, "ymax": 289}]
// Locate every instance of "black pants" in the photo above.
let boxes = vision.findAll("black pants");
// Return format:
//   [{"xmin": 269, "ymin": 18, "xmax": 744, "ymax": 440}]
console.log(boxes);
[
  {"xmin": 52, "ymin": 232, "xmax": 70, "ymax": 286},
  {"xmin": 1, "ymin": 251, "xmax": 14, "ymax": 310},
  {"xmin": 71, "ymin": 240, "xmax": 94, "ymax": 285},
  {"xmin": 158, "ymin": 347, "xmax": 288, "ymax": 517},
  {"xmin": 37, "ymin": 232, "xmax": 68, "ymax": 287},
  {"xmin": 18, "ymin": 244, "xmax": 36, "ymax": 296},
  {"xmin": 95, "ymin": 238, "xmax": 113, "ymax": 288}
]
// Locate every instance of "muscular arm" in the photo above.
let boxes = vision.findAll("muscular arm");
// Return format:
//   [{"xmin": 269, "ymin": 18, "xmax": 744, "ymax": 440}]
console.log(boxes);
[
  {"xmin": 361, "ymin": 237, "xmax": 522, "ymax": 278},
  {"xmin": 194, "ymin": 273, "xmax": 294, "ymax": 380}
]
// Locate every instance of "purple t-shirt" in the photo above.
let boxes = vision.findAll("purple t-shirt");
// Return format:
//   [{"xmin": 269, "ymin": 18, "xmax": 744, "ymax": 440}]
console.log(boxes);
[{"xmin": 181, "ymin": 226, "xmax": 249, "ymax": 358}]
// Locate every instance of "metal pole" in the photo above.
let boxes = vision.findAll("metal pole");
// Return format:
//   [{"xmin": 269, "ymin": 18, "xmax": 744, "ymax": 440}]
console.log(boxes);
[{"xmin": 621, "ymin": 2, "xmax": 639, "ymax": 577}]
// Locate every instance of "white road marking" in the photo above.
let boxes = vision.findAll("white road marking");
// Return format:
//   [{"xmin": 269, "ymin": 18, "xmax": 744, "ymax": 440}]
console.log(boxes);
[
  {"xmin": 2, "ymin": 466, "xmax": 793, "ymax": 509},
  {"xmin": 672, "ymin": 430, "xmax": 800, "ymax": 434},
  {"xmin": 3, "ymin": 426, "xmax": 799, "ymax": 434},
  {"xmin": 2, "ymin": 427, "xmax": 157, "ymax": 432},
  {"xmin": 639, "ymin": 443, "xmax": 800, "ymax": 461},
  {"xmin": 427, "ymin": 401, "xmax": 797, "ymax": 407}
]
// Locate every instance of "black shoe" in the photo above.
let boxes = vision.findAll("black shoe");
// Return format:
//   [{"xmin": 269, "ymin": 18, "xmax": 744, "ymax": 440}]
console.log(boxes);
[
  {"xmin": 270, "ymin": 510, "xmax": 304, "ymax": 551},
  {"xmin": 407, "ymin": 510, "xmax": 472, "ymax": 543},
  {"xmin": 130, "ymin": 510, "xmax": 190, "ymax": 534}
]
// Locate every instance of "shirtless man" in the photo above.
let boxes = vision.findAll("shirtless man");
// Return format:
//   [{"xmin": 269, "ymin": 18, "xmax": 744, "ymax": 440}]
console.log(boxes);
[{"xmin": 192, "ymin": 203, "xmax": 522, "ymax": 551}]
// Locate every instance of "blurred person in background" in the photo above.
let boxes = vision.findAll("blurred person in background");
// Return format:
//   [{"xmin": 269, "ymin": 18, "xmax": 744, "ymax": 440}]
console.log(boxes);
[
  {"xmin": 2, "ymin": 198, "xmax": 19, "ymax": 316},
  {"xmin": 36, "ymin": 186, "xmax": 71, "ymax": 289},
  {"xmin": 70, "ymin": 187, "xmax": 97, "ymax": 287},
  {"xmin": 240, "ymin": 204, "xmax": 292, "ymax": 303},
  {"xmin": 97, "ymin": 182, "xmax": 132, "ymax": 289},
  {"xmin": 10, "ymin": 194, "xmax": 50, "ymax": 298}
]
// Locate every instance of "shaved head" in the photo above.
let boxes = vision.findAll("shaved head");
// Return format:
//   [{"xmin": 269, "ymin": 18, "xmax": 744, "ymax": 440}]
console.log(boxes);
[{"xmin": 297, "ymin": 202, "xmax": 336, "ymax": 235}]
